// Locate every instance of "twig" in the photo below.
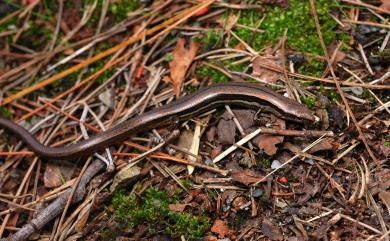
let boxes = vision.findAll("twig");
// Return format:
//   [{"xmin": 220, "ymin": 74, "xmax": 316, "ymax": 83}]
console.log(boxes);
[
  {"xmin": 309, "ymin": 0, "xmax": 381, "ymax": 168},
  {"xmin": 0, "ymin": 0, "xmax": 216, "ymax": 106},
  {"xmin": 253, "ymin": 135, "xmax": 326, "ymax": 186},
  {"xmin": 213, "ymin": 128, "xmax": 263, "ymax": 163},
  {"xmin": 344, "ymin": 20, "xmax": 390, "ymax": 29},
  {"xmin": 340, "ymin": 0, "xmax": 390, "ymax": 15},
  {"xmin": 4, "ymin": 160, "xmax": 105, "ymax": 241}
]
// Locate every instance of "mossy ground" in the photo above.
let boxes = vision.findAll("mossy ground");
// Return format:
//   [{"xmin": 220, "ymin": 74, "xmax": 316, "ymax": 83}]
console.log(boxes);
[
  {"xmin": 104, "ymin": 187, "xmax": 210, "ymax": 239},
  {"xmin": 197, "ymin": 0, "xmax": 341, "ymax": 82}
]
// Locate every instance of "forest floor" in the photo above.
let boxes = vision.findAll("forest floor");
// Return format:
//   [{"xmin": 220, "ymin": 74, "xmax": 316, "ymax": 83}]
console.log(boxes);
[{"xmin": 0, "ymin": 0, "xmax": 389, "ymax": 240}]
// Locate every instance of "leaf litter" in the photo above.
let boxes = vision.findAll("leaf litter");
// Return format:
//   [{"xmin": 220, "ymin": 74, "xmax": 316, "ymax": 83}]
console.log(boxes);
[{"xmin": 0, "ymin": 0, "xmax": 389, "ymax": 240}]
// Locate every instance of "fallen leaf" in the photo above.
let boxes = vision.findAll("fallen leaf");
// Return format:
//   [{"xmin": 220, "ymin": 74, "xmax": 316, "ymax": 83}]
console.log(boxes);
[
  {"xmin": 210, "ymin": 145, "xmax": 223, "ymax": 160},
  {"xmin": 379, "ymin": 0, "xmax": 390, "ymax": 12},
  {"xmin": 379, "ymin": 189, "xmax": 390, "ymax": 215},
  {"xmin": 231, "ymin": 169, "xmax": 266, "ymax": 186},
  {"xmin": 232, "ymin": 109, "xmax": 256, "ymax": 130},
  {"xmin": 169, "ymin": 203, "xmax": 187, "ymax": 212},
  {"xmin": 203, "ymin": 236, "xmax": 218, "ymax": 241},
  {"xmin": 310, "ymin": 223, "xmax": 329, "ymax": 240},
  {"xmin": 217, "ymin": 112, "xmax": 236, "ymax": 144},
  {"xmin": 75, "ymin": 203, "xmax": 92, "ymax": 232},
  {"xmin": 206, "ymin": 126, "xmax": 216, "ymax": 142},
  {"xmin": 252, "ymin": 48, "xmax": 283, "ymax": 84},
  {"xmin": 43, "ymin": 164, "xmax": 74, "ymax": 188},
  {"xmin": 334, "ymin": 50, "xmax": 346, "ymax": 63},
  {"xmin": 372, "ymin": 140, "xmax": 390, "ymax": 158},
  {"xmin": 110, "ymin": 165, "xmax": 141, "ymax": 192},
  {"xmin": 298, "ymin": 181, "xmax": 320, "ymax": 204},
  {"xmin": 253, "ymin": 118, "xmax": 285, "ymax": 155},
  {"xmin": 232, "ymin": 196, "xmax": 249, "ymax": 210},
  {"xmin": 225, "ymin": 14, "xmax": 239, "ymax": 32},
  {"xmin": 328, "ymin": 105, "xmax": 345, "ymax": 129},
  {"xmin": 168, "ymin": 38, "xmax": 200, "ymax": 97},
  {"xmin": 211, "ymin": 219, "xmax": 229, "ymax": 238},
  {"xmin": 262, "ymin": 219, "xmax": 283, "ymax": 241},
  {"xmin": 307, "ymin": 138, "xmax": 334, "ymax": 153}
]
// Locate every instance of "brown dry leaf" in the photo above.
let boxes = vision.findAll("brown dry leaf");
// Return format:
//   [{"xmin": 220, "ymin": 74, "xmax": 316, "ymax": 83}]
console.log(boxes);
[
  {"xmin": 43, "ymin": 164, "xmax": 74, "ymax": 188},
  {"xmin": 307, "ymin": 138, "xmax": 334, "ymax": 153},
  {"xmin": 379, "ymin": 0, "xmax": 390, "ymax": 12},
  {"xmin": 233, "ymin": 109, "xmax": 256, "ymax": 129},
  {"xmin": 334, "ymin": 50, "xmax": 346, "ymax": 63},
  {"xmin": 252, "ymin": 48, "xmax": 283, "ymax": 84},
  {"xmin": 169, "ymin": 203, "xmax": 187, "ymax": 212},
  {"xmin": 225, "ymin": 14, "xmax": 239, "ymax": 32},
  {"xmin": 217, "ymin": 112, "xmax": 236, "ymax": 144},
  {"xmin": 253, "ymin": 118, "xmax": 285, "ymax": 155},
  {"xmin": 207, "ymin": 126, "xmax": 216, "ymax": 142},
  {"xmin": 235, "ymin": 42, "xmax": 247, "ymax": 51},
  {"xmin": 211, "ymin": 219, "xmax": 229, "ymax": 238},
  {"xmin": 204, "ymin": 236, "xmax": 218, "ymax": 241},
  {"xmin": 176, "ymin": 129, "xmax": 193, "ymax": 159},
  {"xmin": 168, "ymin": 38, "xmax": 200, "ymax": 97},
  {"xmin": 231, "ymin": 169, "xmax": 266, "ymax": 186},
  {"xmin": 210, "ymin": 145, "xmax": 223, "ymax": 160},
  {"xmin": 232, "ymin": 196, "xmax": 248, "ymax": 210},
  {"xmin": 298, "ymin": 181, "xmax": 320, "ymax": 204},
  {"xmin": 110, "ymin": 165, "xmax": 141, "ymax": 192},
  {"xmin": 262, "ymin": 219, "xmax": 284, "ymax": 241},
  {"xmin": 75, "ymin": 203, "xmax": 92, "ymax": 232},
  {"xmin": 379, "ymin": 189, "xmax": 390, "ymax": 215}
]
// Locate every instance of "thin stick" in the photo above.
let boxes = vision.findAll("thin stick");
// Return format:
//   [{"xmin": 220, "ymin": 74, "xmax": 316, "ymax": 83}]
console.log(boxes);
[
  {"xmin": 213, "ymin": 128, "xmax": 263, "ymax": 163},
  {"xmin": 344, "ymin": 20, "xmax": 390, "ymax": 29},
  {"xmin": 0, "ymin": 0, "xmax": 216, "ymax": 106},
  {"xmin": 309, "ymin": 0, "xmax": 381, "ymax": 168},
  {"xmin": 253, "ymin": 135, "xmax": 326, "ymax": 186}
]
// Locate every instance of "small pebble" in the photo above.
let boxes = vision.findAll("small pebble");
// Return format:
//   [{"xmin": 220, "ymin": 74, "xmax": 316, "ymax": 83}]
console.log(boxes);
[
  {"xmin": 271, "ymin": 160, "xmax": 282, "ymax": 170},
  {"xmin": 304, "ymin": 159, "xmax": 314, "ymax": 165},
  {"xmin": 351, "ymin": 87, "xmax": 363, "ymax": 96},
  {"xmin": 252, "ymin": 188, "xmax": 263, "ymax": 198}
]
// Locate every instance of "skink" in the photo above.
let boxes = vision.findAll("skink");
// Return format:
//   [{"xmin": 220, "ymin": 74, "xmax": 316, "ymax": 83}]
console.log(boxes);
[{"xmin": 0, "ymin": 82, "xmax": 315, "ymax": 160}]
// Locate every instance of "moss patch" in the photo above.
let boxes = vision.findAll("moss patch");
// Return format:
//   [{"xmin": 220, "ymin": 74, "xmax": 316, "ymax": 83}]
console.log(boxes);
[
  {"xmin": 107, "ymin": 187, "xmax": 210, "ymax": 239},
  {"xmin": 231, "ymin": 0, "xmax": 339, "ymax": 76},
  {"xmin": 109, "ymin": 0, "xmax": 140, "ymax": 22}
]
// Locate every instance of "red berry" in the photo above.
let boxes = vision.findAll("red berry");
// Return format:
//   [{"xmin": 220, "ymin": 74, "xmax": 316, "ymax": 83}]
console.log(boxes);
[
  {"xmin": 279, "ymin": 177, "xmax": 288, "ymax": 183},
  {"xmin": 194, "ymin": 7, "xmax": 209, "ymax": 16}
]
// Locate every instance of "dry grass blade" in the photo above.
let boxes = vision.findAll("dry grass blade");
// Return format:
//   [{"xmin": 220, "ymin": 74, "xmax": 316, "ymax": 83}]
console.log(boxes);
[{"xmin": 0, "ymin": 0, "xmax": 216, "ymax": 106}]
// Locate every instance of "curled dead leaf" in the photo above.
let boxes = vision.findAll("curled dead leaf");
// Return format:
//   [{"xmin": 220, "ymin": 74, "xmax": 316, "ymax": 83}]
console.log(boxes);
[
  {"xmin": 252, "ymin": 118, "xmax": 285, "ymax": 156},
  {"xmin": 211, "ymin": 219, "xmax": 230, "ymax": 238},
  {"xmin": 168, "ymin": 38, "xmax": 200, "ymax": 97},
  {"xmin": 252, "ymin": 48, "xmax": 283, "ymax": 84},
  {"xmin": 262, "ymin": 219, "xmax": 284, "ymax": 241},
  {"xmin": 231, "ymin": 169, "xmax": 266, "ymax": 186}
]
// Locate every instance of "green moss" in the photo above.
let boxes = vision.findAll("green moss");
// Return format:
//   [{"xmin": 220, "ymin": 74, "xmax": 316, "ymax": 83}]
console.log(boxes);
[
  {"xmin": 197, "ymin": 66, "xmax": 229, "ymax": 83},
  {"xmin": 328, "ymin": 89, "xmax": 340, "ymax": 102},
  {"xmin": 164, "ymin": 52, "xmax": 173, "ymax": 62},
  {"xmin": 258, "ymin": 158, "xmax": 271, "ymax": 168},
  {"xmin": 0, "ymin": 16, "xmax": 17, "ymax": 33},
  {"xmin": 232, "ymin": 0, "xmax": 339, "ymax": 76},
  {"xmin": 362, "ymin": 89, "xmax": 376, "ymax": 103},
  {"xmin": 385, "ymin": 142, "xmax": 390, "ymax": 147},
  {"xmin": 18, "ymin": 21, "xmax": 52, "ymax": 49},
  {"xmin": 109, "ymin": 0, "xmax": 140, "ymax": 22},
  {"xmin": 301, "ymin": 96, "xmax": 316, "ymax": 109},
  {"xmin": 201, "ymin": 30, "xmax": 223, "ymax": 49},
  {"xmin": 0, "ymin": 107, "xmax": 13, "ymax": 118},
  {"xmin": 181, "ymin": 179, "xmax": 193, "ymax": 189},
  {"xmin": 298, "ymin": 60, "xmax": 326, "ymax": 78},
  {"xmin": 109, "ymin": 187, "xmax": 210, "ymax": 239}
]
